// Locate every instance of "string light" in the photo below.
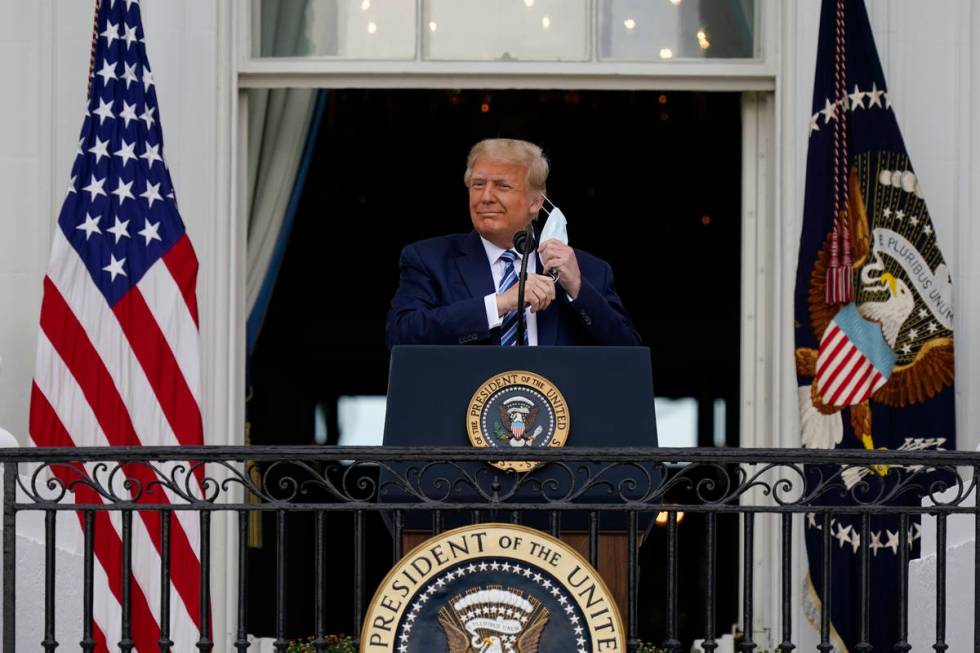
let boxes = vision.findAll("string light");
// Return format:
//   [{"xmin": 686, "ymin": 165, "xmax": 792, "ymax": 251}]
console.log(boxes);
[
  {"xmin": 541, "ymin": 15, "xmax": 551, "ymax": 29},
  {"xmin": 429, "ymin": 21, "xmax": 438, "ymax": 32},
  {"xmin": 669, "ymin": 0, "xmax": 683, "ymax": 5},
  {"xmin": 697, "ymin": 28, "xmax": 710, "ymax": 50},
  {"xmin": 659, "ymin": 48, "xmax": 673, "ymax": 59},
  {"xmin": 524, "ymin": 0, "xmax": 535, "ymax": 7},
  {"xmin": 624, "ymin": 18, "xmax": 636, "ymax": 30},
  {"xmin": 360, "ymin": 0, "xmax": 370, "ymax": 11},
  {"xmin": 367, "ymin": 21, "xmax": 377, "ymax": 34}
]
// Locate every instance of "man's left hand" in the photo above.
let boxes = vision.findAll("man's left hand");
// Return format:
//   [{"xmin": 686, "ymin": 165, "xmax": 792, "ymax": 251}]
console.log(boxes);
[{"xmin": 538, "ymin": 239, "xmax": 582, "ymax": 300}]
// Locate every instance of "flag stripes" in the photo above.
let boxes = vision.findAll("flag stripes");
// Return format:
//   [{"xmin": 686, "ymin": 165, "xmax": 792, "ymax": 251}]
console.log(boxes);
[{"xmin": 815, "ymin": 323, "xmax": 886, "ymax": 406}]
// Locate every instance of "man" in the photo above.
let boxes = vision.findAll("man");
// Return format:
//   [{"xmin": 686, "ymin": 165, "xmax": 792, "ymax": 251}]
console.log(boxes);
[{"xmin": 385, "ymin": 138, "xmax": 641, "ymax": 348}]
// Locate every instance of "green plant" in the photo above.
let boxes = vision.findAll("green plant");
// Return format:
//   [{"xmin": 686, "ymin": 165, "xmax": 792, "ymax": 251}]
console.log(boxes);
[
  {"xmin": 634, "ymin": 644, "xmax": 668, "ymax": 653},
  {"xmin": 286, "ymin": 635, "xmax": 355, "ymax": 653}
]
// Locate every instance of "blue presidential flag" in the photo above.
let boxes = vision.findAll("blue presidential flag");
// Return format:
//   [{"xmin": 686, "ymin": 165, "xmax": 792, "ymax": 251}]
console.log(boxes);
[{"xmin": 794, "ymin": 0, "xmax": 955, "ymax": 650}]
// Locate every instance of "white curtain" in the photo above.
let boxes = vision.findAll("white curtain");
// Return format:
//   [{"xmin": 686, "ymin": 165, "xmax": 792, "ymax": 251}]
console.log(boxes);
[{"xmin": 245, "ymin": 0, "xmax": 318, "ymax": 321}]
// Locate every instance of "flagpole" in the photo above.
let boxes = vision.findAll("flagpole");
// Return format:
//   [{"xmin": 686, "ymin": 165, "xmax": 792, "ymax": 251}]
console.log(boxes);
[{"xmin": 86, "ymin": 0, "xmax": 101, "ymax": 98}]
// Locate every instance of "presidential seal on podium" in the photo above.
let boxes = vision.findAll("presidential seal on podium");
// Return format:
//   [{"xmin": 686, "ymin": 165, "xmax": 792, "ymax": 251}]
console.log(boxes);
[
  {"xmin": 361, "ymin": 524, "xmax": 624, "ymax": 653},
  {"xmin": 465, "ymin": 371, "xmax": 570, "ymax": 472}
]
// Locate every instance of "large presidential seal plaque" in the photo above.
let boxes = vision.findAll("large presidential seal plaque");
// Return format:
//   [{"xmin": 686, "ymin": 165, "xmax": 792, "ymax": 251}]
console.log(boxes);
[
  {"xmin": 361, "ymin": 524, "xmax": 624, "ymax": 653},
  {"xmin": 466, "ymin": 371, "xmax": 570, "ymax": 472}
]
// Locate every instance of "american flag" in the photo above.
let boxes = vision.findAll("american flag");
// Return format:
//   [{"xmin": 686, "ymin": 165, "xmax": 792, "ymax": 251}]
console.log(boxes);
[{"xmin": 29, "ymin": 0, "xmax": 205, "ymax": 650}]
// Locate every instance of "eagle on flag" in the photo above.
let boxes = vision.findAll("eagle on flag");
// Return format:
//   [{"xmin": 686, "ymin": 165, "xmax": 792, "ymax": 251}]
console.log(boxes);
[{"xmin": 796, "ymin": 165, "xmax": 954, "ymax": 458}]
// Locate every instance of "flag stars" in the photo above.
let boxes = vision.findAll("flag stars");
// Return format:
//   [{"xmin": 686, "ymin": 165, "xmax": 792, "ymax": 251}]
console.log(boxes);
[
  {"xmin": 927, "ymin": 322, "xmax": 938, "ymax": 334},
  {"xmin": 895, "ymin": 209, "xmax": 905, "ymax": 221},
  {"xmin": 76, "ymin": 214, "xmax": 102, "ymax": 240},
  {"xmin": 811, "ymin": 85, "xmax": 893, "ymax": 138},
  {"xmin": 121, "ymin": 62, "xmax": 138, "ymax": 89},
  {"xmin": 82, "ymin": 174, "xmax": 107, "ymax": 201},
  {"xmin": 111, "ymin": 177, "xmax": 135, "ymax": 204},
  {"xmin": 883, "ymin": 207, "xmax": 892, "ymax": 218},
  {"xmin": 119, "ymin": 100, "xmax": 138, "ymax": 128},
  {"xmin": 901, "ymin": 343, "xmax": 912, "ymax": 355},
  {"xmin": 100, "ymin": 20, "xmax": 121, "ymax": 47},
  {"xmin": 88, "ymin": 136, "xmax": 110, "ymax": 164},
  {"xmin": 140, "ymin": 105, "xmax": 156, "ymax": 130},
  {"xmin": 869, "ymin": 530, "xmax": 884, "ymax": 556},
  {"xmin": 885, "ymin": 529, "xmax": 900, "ymax": 554},
  {"xmin": 92, "ymin": 97, "xmax": 115, "ymax": 125},
  {"xmin": 139, "ymin": 220, "xmax": 163, "ymax": 247},
  {"xmin": 834, "ymin": 523, "xmax": 853, "ymax": 548},
  {"xmin": 66, "ymin": 175, "xmax": 77, "ymax": 198},
  {"xmin": 848, "ymin": 84, "xmax": 866, "ymax": 110},
  {"xmin": 96, "ymin": 59, "xmax": 118, "ymax": 86},
  {"xmin": 820, "ymin": 98, "xmax": 838, "ymax": 124},
  {"xmin": 867, "ymin": 82, "xmax": 884, "ymax": 108},
  {"xmin": 103, "ymin": 254, "xmax": 127, "ymax": 281},
  {"xmin": 923, "ymin": 224, "xmax": 933, "ymax": 235},
  {"xmin": 142, "ymin": 68, "xmax": 154, "ymax": 93},
  {"xmin": 122, "ymin": 23, "xmax": 139, "ymax": 50},
  {"xmin": 910, "ymin": 215, "xmax": 920, "ymax": 226},
  {"xmin": 918, "ymin": 308, "xmax": 929, "ymax": 319},
  {"xmin": 908, "ymin": 328, "xmax": 919, "ymax": 340},
  {"xmin": 140, "ymin": 142, "xmax": 163, "ymax": 169},
  {"xmin": 107, "ymin": 217, "xmax": 131, "ymax": 244},
  {"xmin": 114, "ymin": 138, "xmax": 137, "ymax": 167}
]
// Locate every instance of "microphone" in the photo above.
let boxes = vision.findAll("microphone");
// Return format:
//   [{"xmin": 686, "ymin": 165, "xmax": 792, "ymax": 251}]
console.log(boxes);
[
  {"xmin": 514, "ymin": 229, "xmax": 559, "ymax": 281},
  {"xmin": 512, "ymin": 229, "xmax": 535, "ymax": 256},
  {"xmin": 512, "ymin": 226, "xmax": 535, "ymax": 347}
]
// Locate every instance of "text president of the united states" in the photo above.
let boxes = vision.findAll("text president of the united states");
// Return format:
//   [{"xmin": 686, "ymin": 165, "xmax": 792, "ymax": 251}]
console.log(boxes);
[{"xmin": 385, "ymin": 138, "xmax": 641, "ymax": 349}]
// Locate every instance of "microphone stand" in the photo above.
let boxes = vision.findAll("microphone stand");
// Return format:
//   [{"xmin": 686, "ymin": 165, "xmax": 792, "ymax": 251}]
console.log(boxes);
[{"xmin": 513, "ymin": 224, "xmax": 535, "ymax": 347}]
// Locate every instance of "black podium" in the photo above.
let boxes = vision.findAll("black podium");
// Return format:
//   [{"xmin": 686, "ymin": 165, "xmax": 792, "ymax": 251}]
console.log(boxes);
[
  {"xmin": 383, "ymin": 345, "xmax": 657, "ymax": 448},
  {"xmin": 381, "ymin": 345, "xmax": 659, "ymax": 618}
]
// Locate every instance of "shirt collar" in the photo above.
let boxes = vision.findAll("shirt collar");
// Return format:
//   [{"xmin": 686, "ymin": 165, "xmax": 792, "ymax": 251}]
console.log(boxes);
[{"xmin": 479, "ymin": 236, "xmax": 520, "ymax": 264}]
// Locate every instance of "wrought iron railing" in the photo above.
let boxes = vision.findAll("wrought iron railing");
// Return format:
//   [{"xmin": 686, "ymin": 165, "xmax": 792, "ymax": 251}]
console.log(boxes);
[{"xmin": 1, "ymin": 446, "xmax": 976, "ymax": 652}]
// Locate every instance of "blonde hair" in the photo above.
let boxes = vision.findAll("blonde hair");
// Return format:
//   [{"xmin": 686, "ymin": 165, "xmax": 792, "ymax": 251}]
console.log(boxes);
[{"xmin": 463, "ymin": 138, "xmax": 549, "ymax": 196}]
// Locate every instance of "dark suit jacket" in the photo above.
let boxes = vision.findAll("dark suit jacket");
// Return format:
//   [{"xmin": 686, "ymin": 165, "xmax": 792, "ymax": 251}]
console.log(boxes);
[{"xmin": 385, "ymin": 231, "xmax": 641, "ymax": 349}]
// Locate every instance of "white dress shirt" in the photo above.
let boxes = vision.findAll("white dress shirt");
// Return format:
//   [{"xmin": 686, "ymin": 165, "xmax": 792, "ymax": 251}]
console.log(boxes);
[{"xmin": 480, "ymin": 237, "xmax": 538, "ymax": 346}]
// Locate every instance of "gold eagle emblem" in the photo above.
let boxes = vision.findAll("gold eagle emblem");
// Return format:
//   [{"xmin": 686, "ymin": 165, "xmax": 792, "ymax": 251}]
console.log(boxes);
[{"xmin": 437, "ymin": 587, "xmax": 549, "ymax": 653}]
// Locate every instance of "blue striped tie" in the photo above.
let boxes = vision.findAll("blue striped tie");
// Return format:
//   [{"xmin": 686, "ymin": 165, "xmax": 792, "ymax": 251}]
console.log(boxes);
[{"xmin": 498, "ymin": 250, "xmax": 527, "ymax": 346}]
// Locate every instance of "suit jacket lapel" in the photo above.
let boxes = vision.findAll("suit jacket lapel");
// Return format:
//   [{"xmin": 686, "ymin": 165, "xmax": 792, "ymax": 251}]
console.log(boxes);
[
  {"xmin": 455, "ymin": 231, "xmax": 495, "ymax": 299},
  {"xmin": 534, "ymin": 250, "xmax": 560, "ymax": 346}
]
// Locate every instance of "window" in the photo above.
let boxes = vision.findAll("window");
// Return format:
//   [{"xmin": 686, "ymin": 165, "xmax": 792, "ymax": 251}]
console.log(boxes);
[{"xmin": 250, "ymin": 0, "xmax": 758, "ymax": 62}]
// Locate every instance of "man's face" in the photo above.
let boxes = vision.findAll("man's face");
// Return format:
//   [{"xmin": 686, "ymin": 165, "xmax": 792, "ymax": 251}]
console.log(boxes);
[{"xmin": 468, "ymin": 159, "xmax": 544, "ymax": 249}]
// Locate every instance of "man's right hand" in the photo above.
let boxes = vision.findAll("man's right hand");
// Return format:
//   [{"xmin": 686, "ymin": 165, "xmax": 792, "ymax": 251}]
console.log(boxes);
[{"xmin": 496, "ymin": 274, "xmax": 556, "ymax": 316}]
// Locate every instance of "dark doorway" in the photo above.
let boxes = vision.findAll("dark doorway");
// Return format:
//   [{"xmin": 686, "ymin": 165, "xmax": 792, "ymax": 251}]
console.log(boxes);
[{"xmin": 247, "ymin": 89, "xmax": 742, "ymax": 646}]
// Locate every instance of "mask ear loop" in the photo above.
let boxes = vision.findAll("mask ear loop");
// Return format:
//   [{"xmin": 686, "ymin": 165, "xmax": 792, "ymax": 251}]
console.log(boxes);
[{"xmin": 542, "ymin": 195, "xmax": 556, "ymax": 215}]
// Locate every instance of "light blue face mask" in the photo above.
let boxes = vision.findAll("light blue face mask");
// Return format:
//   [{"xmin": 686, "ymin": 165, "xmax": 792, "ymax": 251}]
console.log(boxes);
[
  {"xmin": 539, "ymin": 197, "xmax": 568, "ymax": 245},
  {"xmin": 538, "ymin": 197, "xmax": 568, "ymax": 283}
]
